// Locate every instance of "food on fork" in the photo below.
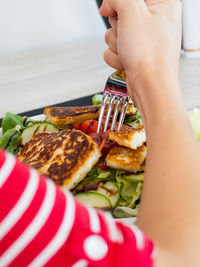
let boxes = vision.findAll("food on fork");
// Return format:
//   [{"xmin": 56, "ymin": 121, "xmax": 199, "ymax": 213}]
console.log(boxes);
[
  {"xmin": 17, "ymin": 129, "xmax": 101, "ymax": 190},
  {"xmin": 109, "ymin": 124, "xmax": 146, "ymax": 150},
  {"xmin": 44, "ymin": 104, "xmax": 136, "ymax": 130},
  {"xmin": 106, "ymin": 145, "xmax": 146, "ymax": 173}
]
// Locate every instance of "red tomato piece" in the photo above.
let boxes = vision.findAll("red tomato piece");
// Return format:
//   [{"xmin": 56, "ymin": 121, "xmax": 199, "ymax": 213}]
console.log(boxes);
[
  {"xmin": 72, "ymin": 123, "xmax": 81, "ymax": 130},
  {"xmin": 88, "ymin": 132, "xmax": 103, "ymax": 146},
  {"xmin": 88, "ymin": 131, "xmax": 109, "ymax": 148},
  {"xmin": 101, "ymin": 141, "xmax": 118, "ymax": 157},
  {"xmin": 97, "ymin": 159, "xmax": 109, "ymax": 171},
  {"xmin": 73, "ymin": 120, "xmax": 101, "ymax": 134}
]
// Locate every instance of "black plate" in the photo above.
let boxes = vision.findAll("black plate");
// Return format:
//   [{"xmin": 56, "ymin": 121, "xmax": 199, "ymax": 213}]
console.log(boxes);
[
  {"xmin": 96, "ymin": 0, "xmax": 111, "ymax": 29},
  {"xmin": 0, "ymin": 93, "xmax": 101, "ymax": 125}
]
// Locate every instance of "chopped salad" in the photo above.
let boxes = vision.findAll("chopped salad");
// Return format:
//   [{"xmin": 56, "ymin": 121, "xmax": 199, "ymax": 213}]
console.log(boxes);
[{"xmin": 1, "ymin": 95, "xmax": 200, "ymax": 218}]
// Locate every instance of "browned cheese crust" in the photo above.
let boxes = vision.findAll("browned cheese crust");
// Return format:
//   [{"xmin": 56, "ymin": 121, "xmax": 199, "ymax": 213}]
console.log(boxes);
[
  {"xmin": 106, "ymin": 145, "xmax": 146, "ymax": 173},
  {"xmin": 44, "ymin": 104, "xmax": 136, "ymax": 129},
  {"xmin": 44, "ymin": 105, "xmax": 100, "ymax": 129},
  {"xmin": 17, "ymin": 130, "xmax": 101, "ymax": 189},
  {"xmin": 109, "ymin": 124, "xmax": 146, "ymax": 150},
  {"xmin": 111, "ymin": 124, "xmax": 144, "ymax": 141}
]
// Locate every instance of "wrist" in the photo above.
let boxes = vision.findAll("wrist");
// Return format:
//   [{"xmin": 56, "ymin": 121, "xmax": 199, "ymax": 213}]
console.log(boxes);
[
  {"xmin": 126, "ymin": 58, "xmax": 178, "ymax": 89},
  {"xmin": 126, "ymin": 65, "xmax": 184, "ymax": 129}
]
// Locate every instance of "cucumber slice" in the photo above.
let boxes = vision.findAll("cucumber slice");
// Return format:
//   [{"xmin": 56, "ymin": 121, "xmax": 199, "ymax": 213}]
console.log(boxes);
[
  {"xmin": 74, "ymin": 192, "xmax": 112, "ymax": 209},
  {"xmin": 20, "ymin": 122, "xmax": 59, "ymax": 145},
  {"xmin": 95, "ymin": 181, "xmax": 120, "ymax": 208},
  {"xmin": 73, "ymin": 179, "xmax": 120, "ymax": 208},
  {"xmin": 123, "ymin": 173, "xmax": 144, "ymax": 183}
]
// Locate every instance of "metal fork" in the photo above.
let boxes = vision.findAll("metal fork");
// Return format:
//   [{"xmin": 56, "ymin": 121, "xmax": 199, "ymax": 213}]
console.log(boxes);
[{"xmin": 97, "ymin": 71, "xmax": 130, "ymax": 133}]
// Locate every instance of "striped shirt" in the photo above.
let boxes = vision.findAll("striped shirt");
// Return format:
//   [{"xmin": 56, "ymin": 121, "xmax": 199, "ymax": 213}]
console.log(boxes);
[{"xmin": 0, "ymin": 149, "xmax": 154, "ymax": 267}]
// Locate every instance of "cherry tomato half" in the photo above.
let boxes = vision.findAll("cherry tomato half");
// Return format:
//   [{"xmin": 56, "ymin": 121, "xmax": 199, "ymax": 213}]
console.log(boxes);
[
  {"xmin": 97, "ymin": 159, "xmax": 109, "ymax": 171},
  {"xmin": 73, "ymin": 120, "xmax": 101, "ymax": 134}
]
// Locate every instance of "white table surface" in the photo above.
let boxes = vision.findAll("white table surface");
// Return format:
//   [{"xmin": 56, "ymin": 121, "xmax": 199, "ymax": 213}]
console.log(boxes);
[{"xmin": 0, "ymin": 39, "xmax": 200, "ymax": 119}]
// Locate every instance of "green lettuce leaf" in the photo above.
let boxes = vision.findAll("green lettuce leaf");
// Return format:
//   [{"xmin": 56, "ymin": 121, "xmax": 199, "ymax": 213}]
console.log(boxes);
[
  {"xmin": 0, "ymin": 126, "xmax": 22, "ymax": 154},
  {"xmin": 2, "ymin": 112, "xmax": 23, "ymax": 134},
  {"xmin": 97, "ymin": 167, "xmax": 116, "ymax": 180},
  {"xmin": 112, "ymin": 206, "xmax": 139, "ymax": 218},
  {"xmin": 92, "ymin": 94, "xmax": 103, "ymax": 105},
  {"xmin": 87, "ymin": 166, "xmax": 117, "ymax": 180},
  {"xmin": 87, "ymin": 166, "xmax": 98, "ymax": 178},
  {"xmin": 1, "ymin": 112, "xmax": 36, "ymax": 154},
  {"xmin": 124, "ymin": 114, "xmax": 141, "ymax": 124},
  {"xmin": 189, "ymin": 108, "xmax": 200, "ymax": 142},
  {"xmin": 92, "ymin": 94, "xmax": 111, "ymax": 105},
  {"xmin": 116, "ymin": 170, "xmax": 143, "ymax": 208},
  {"xmin": 123, "ymin": 173, "xmax": 144, "ymax": 183},
  {"xmin": 128, "ymin": 183, "xmax": 142, "ymax": 208},
  {"xmin": 2, "ymin": 112, "xmax": 35, "ymax": 135},
  {"xmin": 125, "ymin": 117, "xmax": 143, "ymax": 129}
]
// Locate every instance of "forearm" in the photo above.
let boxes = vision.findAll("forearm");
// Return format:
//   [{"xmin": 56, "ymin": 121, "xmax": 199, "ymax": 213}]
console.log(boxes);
[{"xmin": 131, "ymin": 69, "xmax": 200, "ymax": 254}]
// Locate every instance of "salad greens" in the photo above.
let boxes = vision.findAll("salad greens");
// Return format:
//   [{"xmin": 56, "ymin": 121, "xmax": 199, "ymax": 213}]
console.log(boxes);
[
  {"xmin": 112, "ymin": 206, "xmax": 139, "ymax": 218},
  {"xmin": 73, "ymin": 167, "xmax": 144, "ymax": 218},
  {"xmin": 116, "ymin": 170, "xmax": 143, "ymax": 209},
  {"xmin": 2, "ymin": 112, "xmax": 23, "ymax": 134},
  {"xmin": 0, "ymin": 112, "xmax": 35, "ymax": 153},
  {"xmin": 0, "ymin": 112, "xmax": 59, "ymax": 154},
  {"xmin": 92, "ymin": 93, "xmax": 111, "ymax": 105},
  {"xmin": 0, "ymin": 112, "xmax": 36, "ymax": 153},
  {"xmin": 92, "ymin": 94, "xmax": 103, "ymax": 105},
  {"xmin": 2, "ymin": 97, "xmax": 200, "ymax": 218},
  {"xmin": 0, "ymin": 126, "xmax": 22, "ymax": 154},
  {"xmin": 189, "ymin": 108, "xmax": 200, "ymax": 142},
  {"xmin": 2, "ymin": 112, "xmax": 34, "ymax": 134},
  {"xmin": 87, "ymin": 166, "xmax": 116, "ymax": 181}
]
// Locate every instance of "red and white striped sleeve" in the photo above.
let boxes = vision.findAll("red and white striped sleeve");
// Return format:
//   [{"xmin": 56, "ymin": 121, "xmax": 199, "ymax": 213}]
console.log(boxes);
[{"xmin": 0, "ymin": 149, "xmax": 155, "ymax": 267}]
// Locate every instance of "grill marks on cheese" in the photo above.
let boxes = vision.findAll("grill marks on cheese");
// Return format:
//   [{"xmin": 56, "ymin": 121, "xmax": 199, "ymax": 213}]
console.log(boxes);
[
  {"xmin": 44, "ymin": 104, "xmax": 136, "ymax": 129},
  {"xmin": 107, "ymin": 125, "xmax": 146, "ymax": 172},
  {"xmin": 17, "ymin": 105, "xmax": 145, "ymax": 185},
  {"xmin": 17, "ymin": 130, "xmax": 101, "ymax": 189},
  {"xmin": 44, "ymin": 105, "xmax": 100, "ymax": 129}
]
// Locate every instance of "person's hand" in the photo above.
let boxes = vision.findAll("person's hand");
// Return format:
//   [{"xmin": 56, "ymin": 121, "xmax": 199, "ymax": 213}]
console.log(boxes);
[{"xmin": 99, "ymin": 0, "xmax": 182, "ymax": 83}]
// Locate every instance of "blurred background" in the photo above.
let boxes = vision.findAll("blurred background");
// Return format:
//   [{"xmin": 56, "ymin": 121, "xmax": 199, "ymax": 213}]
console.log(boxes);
[
  {"xmin": 0, "ymin": 0, "xmax": 106, "ymax": 56},
  {"xmin": 0, "ymin": 0, "xmax": 199, "ymax": 57},
  {"xmin": 0, "ymin": 0, "xmax": 199, "ymax": 117}
]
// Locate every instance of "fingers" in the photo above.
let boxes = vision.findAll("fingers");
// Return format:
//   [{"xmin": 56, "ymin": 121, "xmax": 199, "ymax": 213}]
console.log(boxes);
[
  {"xmin": 104, "ymin": 48, "xmax": 124, "ymax": 70},
  {"xmin": 105, "ymin": 0, "xmax": 146, "ymax": 13},
  {"xmin": 109, "ymin": 16, "xmax": 117, "ymax": 36},
  {"xmin": 99, "ymin": 0, "xmax": 116, "ymax": 17},
  {"xmin": 105, "ymin": 28, "xmax": 118, "ymax": 54}
]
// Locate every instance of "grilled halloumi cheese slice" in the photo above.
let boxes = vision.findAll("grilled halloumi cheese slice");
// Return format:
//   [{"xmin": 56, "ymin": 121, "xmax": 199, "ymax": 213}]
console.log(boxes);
[
  {"xmin": 109, "ymin": 124, "xmax": 146, "ymax": 150},
  {"xmin": 44, "ymin": 104, "xmax": 136, "ymax": 129},
  {"xmin": 44, "ymin": 105, "xmax": 100, "ymax": 129},
  {"xmin": 106, "ymin": 145, "xmax": 146, "ymax": 173},
  {"xmin": 17, "ymin": 129, "xmax": 101, "ymax": 190}
]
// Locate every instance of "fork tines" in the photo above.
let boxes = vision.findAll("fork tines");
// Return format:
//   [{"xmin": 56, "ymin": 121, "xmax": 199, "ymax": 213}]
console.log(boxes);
[{"xmin": 97, "ymin": 73, "xmax": 129, "ymax": 133}]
